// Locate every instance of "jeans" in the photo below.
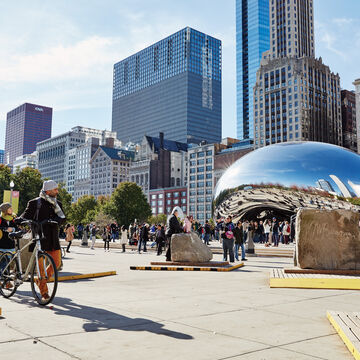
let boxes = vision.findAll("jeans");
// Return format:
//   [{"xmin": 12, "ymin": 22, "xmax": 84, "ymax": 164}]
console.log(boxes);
[
  {"xmin": 104, "ymin": 240, "xmax": 110, "ymax": 250},
  {"xmin": 234, "ymin": 243, "xmax": 246, "ymax": 260},
  {"xmin": 223, "ymin": 238, "xmax": 235, "ymax": 262},
  {"xmin": 138, "ymin": 240, "xmax": 147, "ymax": 252},
  {"xmin": 204, "ymin": 234, "xmax": 210, "ymax": 245},
  {"xmin": 272, "ymin": 233, "xmax": 279, "ymax": 246}
]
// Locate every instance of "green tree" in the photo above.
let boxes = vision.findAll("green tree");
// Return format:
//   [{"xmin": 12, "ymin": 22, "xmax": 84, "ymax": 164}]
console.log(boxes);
[
  {"xmin": 70, "ymin": 195, "xmax": 98, "ymax": 225},
  {"xmin": 0, "ymin": 165, "xmax": 12, "ymax": 204},
  {"xmin": 13, "ymin": 167, "xmax": 43, "ymax": 215},
  {"xmin": 105, "ymin": 182, "xmax": 152, "ymax": 226},
  {"xmin": 148, "ymin": 214, "xmax": 167, "ymax": 225}
]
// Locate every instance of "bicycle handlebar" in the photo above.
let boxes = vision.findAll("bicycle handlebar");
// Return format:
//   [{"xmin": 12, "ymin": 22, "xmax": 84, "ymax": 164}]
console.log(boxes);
[{"xmin": 20, "ymin": 219, "xmax": 59, "ymax": 226}]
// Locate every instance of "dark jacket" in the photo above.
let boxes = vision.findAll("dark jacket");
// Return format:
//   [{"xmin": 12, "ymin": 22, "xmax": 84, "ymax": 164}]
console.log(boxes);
[
  {"xmin": 166, "ymin": 214, "xmax": 182, "ymax": 238},
  {"xmin": 140, "ymin": 226, "xmax": 149, "ymax": 242},
  {"xmin": 20, "ymin": 197, "xmax": 66, "ymax": 251},
  {"xmin": 155, "ymin": 228, "xmax": 166, "ymax": 244},
  {"xmin": 0, "ymin": 216, "xmax": 17, "ymax": 249},
  {"xmin": 233, "ymin": 226, "xmax": 244, "ymax": 245}
]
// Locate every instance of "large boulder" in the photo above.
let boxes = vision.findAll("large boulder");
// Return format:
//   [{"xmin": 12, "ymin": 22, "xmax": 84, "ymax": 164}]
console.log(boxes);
[
  {"xmin": 295, "ymin": 209, "xmax": 360, "ymax": 270},
  {"xmin": 171, "ymin": 232, "xmax": 213, "ymax": 262}
]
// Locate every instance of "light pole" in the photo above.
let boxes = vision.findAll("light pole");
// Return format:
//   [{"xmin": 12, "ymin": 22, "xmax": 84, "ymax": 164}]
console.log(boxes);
[{"xmin": 10, "ymin": 180, "xmax": 14, "ymax": 207}]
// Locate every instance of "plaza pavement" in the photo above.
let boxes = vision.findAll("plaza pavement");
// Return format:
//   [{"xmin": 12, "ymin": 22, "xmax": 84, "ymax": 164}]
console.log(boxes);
[{"xmin": 0, "ymin": 243, "xmax": 357, "ymax": 359}]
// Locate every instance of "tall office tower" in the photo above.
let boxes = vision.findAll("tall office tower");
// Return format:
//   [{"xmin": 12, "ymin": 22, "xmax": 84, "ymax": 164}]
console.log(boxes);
[
  {"xmin": 354, "ymin": 78, "xmax": 360, "ymax": 153},
  {"xmin": 5, "ymin": 103, "xmax": 52, "ymax": 166},
  {"xmin": 253, "ymin": 0, "xmax": 342, "ymax": 149},
  {"xmin": 0, "ymin": 150, "xmax": 4, "ymax": 164},
  {"xmin": 236, "ymin": 0, "xmax": 270, "ymax": 140},
  {"xmin": 341, "ymin": 90, "xmax": 357, "ymax": 152},
  {"xmin": 112, "ymin": 27, "xmax": 222, "ymax": 145}
]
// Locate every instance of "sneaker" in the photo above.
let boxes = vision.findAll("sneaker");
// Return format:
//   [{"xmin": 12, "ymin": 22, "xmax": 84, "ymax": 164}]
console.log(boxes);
[
  {"xmin": 241, "ymin": 258, "xmax": 248, "ymax": 261},
  {"xmin": 42, "ymin": 293, "xmax": 50, "ymax": 300}
]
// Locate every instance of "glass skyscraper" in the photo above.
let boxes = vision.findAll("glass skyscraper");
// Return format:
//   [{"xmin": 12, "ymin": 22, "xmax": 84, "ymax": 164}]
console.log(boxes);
[
  {"xmin": 112, "ymin": 27, "xmax": 222, "ymax": 145},
  {"xmin": 236, "ymin": 0, "xmax": 269, "ymax": 140},
  {"xmin": 0, "ymin": 149, "xmax": 4, "ymax": 164},
  {"xmin": 5, "ymin": 103, "xmax": 52, "ymax": 166}
]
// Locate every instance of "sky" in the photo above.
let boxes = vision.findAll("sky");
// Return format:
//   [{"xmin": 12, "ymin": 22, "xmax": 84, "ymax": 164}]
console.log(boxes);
[{"xmin": 1, "ymin": 0, "xmax": 360, "ymax": 149}]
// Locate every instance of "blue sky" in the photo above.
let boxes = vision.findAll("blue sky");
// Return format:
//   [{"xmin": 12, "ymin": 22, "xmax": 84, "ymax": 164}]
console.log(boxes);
[{"xmin": 1, "ymin": 0, "xmax": 360, "ymax": 149}]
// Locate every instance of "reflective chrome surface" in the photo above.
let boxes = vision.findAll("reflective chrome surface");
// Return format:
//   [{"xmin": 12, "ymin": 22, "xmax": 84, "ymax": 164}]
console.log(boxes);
[{"xmin": 213, "ymin": 142, "xmax": 360, "ymax": 221}]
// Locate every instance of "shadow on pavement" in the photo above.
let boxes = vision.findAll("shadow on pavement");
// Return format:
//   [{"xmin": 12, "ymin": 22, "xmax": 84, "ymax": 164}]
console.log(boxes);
[{"xmin": 11, "ymin": 291, "xmax": 193, "ymax": 340}]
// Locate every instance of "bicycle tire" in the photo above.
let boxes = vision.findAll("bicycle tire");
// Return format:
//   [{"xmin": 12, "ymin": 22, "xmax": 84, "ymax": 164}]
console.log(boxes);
[
  {"xmin": 30, "ymin": 251, "xmax": 58, "ymax": 306},
  {"xmin": 0, "ymin": 252, "xmax": 19, "ymax": 298}
]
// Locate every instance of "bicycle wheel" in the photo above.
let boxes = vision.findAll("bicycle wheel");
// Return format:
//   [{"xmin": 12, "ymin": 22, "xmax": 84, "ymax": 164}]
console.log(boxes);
[
  {"xmin": 30, "ymin": 251, "xmax": 58, "ymax": 306},
  {"xmin": 0, "ymin": 252, "xmax": 19, "ymax": 298}
]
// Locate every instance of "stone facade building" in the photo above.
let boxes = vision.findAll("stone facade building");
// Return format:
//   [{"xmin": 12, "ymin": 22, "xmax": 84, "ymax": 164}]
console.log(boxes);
[
  {"xmin": 341, "ymin": 90, "xmax": 357, "ymax": 153},
  {"xmin": 253, "ymin": 0, "xmax": 341, "ymax": 149},
  {"xmin": 353, "ymin": 78, "xmax": 360, "ymax": 154}
]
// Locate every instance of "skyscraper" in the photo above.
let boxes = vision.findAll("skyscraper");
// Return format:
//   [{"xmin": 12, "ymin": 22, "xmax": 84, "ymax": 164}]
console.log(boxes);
[
  {"xmin": 353, "ymin": 78, "xmax": 360, "ymax": 154},
  {"xmin": 5, "ymin": 103, "xmax": 52, "ymax": 166},
  {"xmin": 253, "ymin": 0, "xmax": 342, "ymax": 149},
  {"xmin": 0, "ymin": 150, "xmax": 4, "ymax": 164},
  {"xmin": 236, "ymin": 0, "xmax": 270, "ymax": 140},
  {"xmin": 341, "ymin": 90, "xmax": 357, "ymax": 152},
  {"xmin": 112, "ymin": 27, "xmax": 222, "ymax": 145}
]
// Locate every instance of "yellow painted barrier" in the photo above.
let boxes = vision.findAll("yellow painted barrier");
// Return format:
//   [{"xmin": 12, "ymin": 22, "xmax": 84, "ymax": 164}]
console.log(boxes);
[
  {"xmin": 270, "ymin": 277, "xmax": 360, "ymax": 290},
  {"xmin": 48, "ymin": 271, "xmax": 117, "ymax": 282},
  {"xmin": 327, "ymin": 311, "xmax": 360, "ymax": 360},
  {"xmin": 130, "ymin": 263, "xmax": 244, "ymax": 272}
]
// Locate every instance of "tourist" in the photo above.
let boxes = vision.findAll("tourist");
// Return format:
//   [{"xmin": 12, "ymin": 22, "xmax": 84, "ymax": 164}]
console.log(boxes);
[
  {"xmin": 65, "ymin": 223, "xmax": 75, "ymax": 253},
  {"xmin": 102, "ymin": 225, "xmax": 111, "ymax": 251},
  {"xmin": 272, "ymin": 218, "xmax": 279, "ymax": 247},
  {"xmin": 183, "ymin": 215, "xmax": 193, "ymax": 233},
  {"xmin": 119, "ymin": 225, "xmax": 128, "ymax": 252},
  {"xmin": 139, "ymin": 223, "xmax": 149, "ymax": 253},
  {"xmin": 165, "ymin": 208, "xmax": 183, "ymax": 261},
  {"xmin": 155, "ymin": 224, "xmax": 166, "ymax": 255},
  {"xmin": 233, "ymin": 220, "xmax": 246, "ymax": 261},
  {"xmin": 221, "ymin": 215, "xmax": 235, "ymax": 263},
  {"xmin": 264, "ymin": 219, "xmax": 271, "ymax": 244},
  {"xmin": 204, "ymin": 220, "xmax": 211, "ymax": 245},
  {"xmin": 77, "ymin": 223, "xmax": 83, "ymax": 240},
  {"xmin": 110, "ymin": 222, "xmax": 118, "ymax": 242},
  {"xmin": 283, "ymin": 221, "xmax": 291, "ymax": 244},
  {"xmin": 90, "ymin": 224, "xmax": 97, "ymax": 249}
]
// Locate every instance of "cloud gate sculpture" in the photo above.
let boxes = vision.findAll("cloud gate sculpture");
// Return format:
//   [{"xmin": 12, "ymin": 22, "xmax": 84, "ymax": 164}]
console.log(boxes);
[{"xmin": 213, "ymin": 142, "xmax": 360, "ymax": 222}]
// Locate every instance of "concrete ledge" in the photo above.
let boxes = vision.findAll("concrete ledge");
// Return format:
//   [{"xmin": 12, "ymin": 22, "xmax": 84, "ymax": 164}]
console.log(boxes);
[
  {"xmin": 150, "ymin": 261, "xmax": 229, "ymax": 267},
  {"xmin": 270, "ymin": 269, "xmax": 360, "ymax": 290},
  {"xmin": 327, "ymin": 311, "xmax": 360, "ymax": 360},
  {"xmin": 48, "ymin": 271, "xmax": 117, "ymax": 282},
  {"xmin": 130, "ymin": 263, "xmax": 244, "ymax": 272}
]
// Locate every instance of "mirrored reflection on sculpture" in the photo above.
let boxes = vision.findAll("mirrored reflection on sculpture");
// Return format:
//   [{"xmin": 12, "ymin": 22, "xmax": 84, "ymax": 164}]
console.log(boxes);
[{"xmin": 213, "ymin": 142, "xmax": 360, "ymax": 222}]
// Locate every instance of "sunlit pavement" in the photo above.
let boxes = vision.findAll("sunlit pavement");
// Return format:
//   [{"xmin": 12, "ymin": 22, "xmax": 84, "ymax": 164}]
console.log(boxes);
[{"xmin": 0, "ymin": 245, "xmax": 355, "ymax": 359}]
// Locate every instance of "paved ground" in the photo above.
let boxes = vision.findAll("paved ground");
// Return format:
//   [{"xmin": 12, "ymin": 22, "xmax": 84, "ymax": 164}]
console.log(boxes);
[{"xmin": 0, "ymin": 243, "xmax": 357, "ymax": 359}]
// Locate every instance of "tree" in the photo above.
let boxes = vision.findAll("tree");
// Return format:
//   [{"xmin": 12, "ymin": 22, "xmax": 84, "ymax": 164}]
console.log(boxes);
[
  {"xmin": 0, "ymin": 165, "xmax": 12, "ymax": 204},
  {"xmin": 70, "ymin": 195, "xmax": 98, "ymax": 225},
  {"xmin": 105, "ymin": 182, "xmax": 152, "ymax": 226},
  {"xmin": 13, "ymin": 167, "xmax": 43, "ymax": 215},
  {"xmin": 94, "ymin": 210, "xmax": 116, "ymax": 230},
  {"xmin": 148, "ymin": 214, "xmax": 167, "ymax": 225}
]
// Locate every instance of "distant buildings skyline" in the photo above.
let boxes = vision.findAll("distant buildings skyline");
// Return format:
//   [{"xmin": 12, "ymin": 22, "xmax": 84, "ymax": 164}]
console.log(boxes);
[
  {"xmin": 5, "ymin": 103, "xmax": 52, "ymax": 166},
  {"xmin": 112, "ymin": 27, "xmax": 222, "ymax": 145}
]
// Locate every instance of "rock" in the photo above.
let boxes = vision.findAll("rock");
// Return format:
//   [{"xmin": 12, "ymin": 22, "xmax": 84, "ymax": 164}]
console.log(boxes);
[
  {"xmin": 171, "ymin": 232, "xmax": 213, "ymax": 262},
  {"xmin": 295, "ymin": 209, "xmax": 360, "ymax": 270}
]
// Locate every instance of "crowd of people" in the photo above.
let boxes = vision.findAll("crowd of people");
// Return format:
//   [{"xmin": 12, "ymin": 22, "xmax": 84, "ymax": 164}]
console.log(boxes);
[{"xmin": 59, "ymin": 210, "xmax": 294, "ymax": 264}]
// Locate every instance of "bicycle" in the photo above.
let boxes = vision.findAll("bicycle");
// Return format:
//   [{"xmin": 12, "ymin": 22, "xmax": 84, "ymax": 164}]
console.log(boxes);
[{"xmin": 0, "ymin": 219, "xmax": 59, "ymax": 306}]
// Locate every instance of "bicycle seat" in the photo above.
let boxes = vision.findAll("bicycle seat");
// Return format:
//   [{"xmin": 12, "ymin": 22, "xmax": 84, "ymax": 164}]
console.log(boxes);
[{"xmin": 9, "ymin": 230, "xmax": 25, "ymax": 240}]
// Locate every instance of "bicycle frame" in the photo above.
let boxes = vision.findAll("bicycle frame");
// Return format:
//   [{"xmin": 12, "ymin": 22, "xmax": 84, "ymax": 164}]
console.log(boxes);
[{"xmin": 1, "ymin": 235, "xmax": 46, "ymax": 285}]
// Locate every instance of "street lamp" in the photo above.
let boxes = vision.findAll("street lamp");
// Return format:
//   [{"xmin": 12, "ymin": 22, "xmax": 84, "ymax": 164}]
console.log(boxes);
[{"xmin": 10, "ymin": 180, "xmax": 14, "ymax": 206}]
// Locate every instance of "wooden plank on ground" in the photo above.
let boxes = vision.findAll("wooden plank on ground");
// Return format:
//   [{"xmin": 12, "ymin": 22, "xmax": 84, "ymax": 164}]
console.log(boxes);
[{"xmin": 327, "ymin": 311, "xmax": 360, "ymax": 360}]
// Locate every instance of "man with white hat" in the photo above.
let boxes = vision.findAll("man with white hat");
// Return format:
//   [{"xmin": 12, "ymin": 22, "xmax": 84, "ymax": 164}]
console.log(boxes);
[{"xmin": 20, "ymin": 180, "xmax": 66, "ymax": 299}]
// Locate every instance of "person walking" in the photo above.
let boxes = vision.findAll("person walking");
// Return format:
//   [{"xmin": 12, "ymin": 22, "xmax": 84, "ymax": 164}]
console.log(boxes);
[
  {"xmin": 102, "ymin": 225, "xmax": 111, "ymax": 251},
  {"xmin": 65, "ymin": 223, "xmax": 75, "ymax": 253},
  {"xmin": 155, "ymin": 224, "xmax": 166, "ymax": 255},
  {"xmin": 233, "ymin": 220, "xmax": 247, "ymax": 261},
  {"xmin": 272, "ymin": 218, "xmax": 279, "ymax": 247},
  {"xmin": 221, "ymin": 216, "xmax": 235, "ymax": 263},
  {"xmin": 139, "ymin": 223, "xmax": 149, "ymax": 253},
  {"xmin": 283, "ymin": 221, "xmax": 291, "ymax": 245},
  {"xmin": 90, "ymin": 224, "xmax": 97, "ymax": 249},
  {"xmin": 165, "ymin": 208, "xmax": 183, "ymax": 261},
  {"xmin": 77, "ymin": 223, "xmax": 83, "ymax": 240},
  {"xmin": 204, "ymin": 220, "xmax": 211, "ymax": 245},
  {"xmin": 119, "ymin": 225, "xmax": 128, "ymax": 252},
  {"xmin": 20, "ymin": 180, "xmax": 66, "ymax": 300}
]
